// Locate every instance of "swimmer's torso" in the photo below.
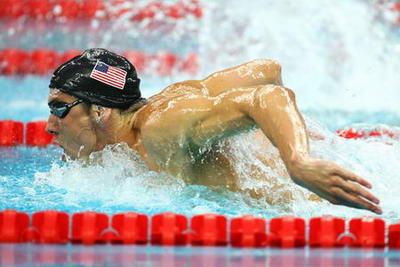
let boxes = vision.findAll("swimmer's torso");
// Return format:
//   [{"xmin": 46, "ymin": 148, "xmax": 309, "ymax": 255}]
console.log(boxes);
[
  {"xmin": 133, "ymin": 85, "xmax": 286, "ymax": 192},
  {"xmin": 131, "ymin": 84, "xmax": 320, "ymax": 205},
  {"xmin": 130, "ymin": 83, "xmax": 250, "ymax": 183}
]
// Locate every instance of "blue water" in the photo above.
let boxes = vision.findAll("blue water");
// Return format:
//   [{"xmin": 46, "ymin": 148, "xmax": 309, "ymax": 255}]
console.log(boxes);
[
  {"xmin": 1, "ymin": 76, "xmax": 400, "ymax": 128},
  {"xmin": 1, "ymin": 0, "xmax": 400, "ymax": 266},
  {"xmin": 1, "ymin": 75, "xmax": 399, "ymax": 220}
]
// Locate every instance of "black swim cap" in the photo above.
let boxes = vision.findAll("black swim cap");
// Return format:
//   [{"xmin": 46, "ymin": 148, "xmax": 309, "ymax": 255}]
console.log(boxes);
[{"xmin": 49, "ymin": 48, "xmax": 143, "ymax": 110}]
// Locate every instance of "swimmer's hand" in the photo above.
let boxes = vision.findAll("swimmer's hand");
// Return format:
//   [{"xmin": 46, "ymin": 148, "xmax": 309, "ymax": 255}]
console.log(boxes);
[{"xmin": 288, "ymin": 157, "xmax": 382, "ymax": 214}]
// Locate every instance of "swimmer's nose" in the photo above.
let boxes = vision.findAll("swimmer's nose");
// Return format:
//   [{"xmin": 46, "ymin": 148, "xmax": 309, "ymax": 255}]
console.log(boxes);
[{"xmin": 46, "ymin": 114, "xmax": 59, "ymax": 136}]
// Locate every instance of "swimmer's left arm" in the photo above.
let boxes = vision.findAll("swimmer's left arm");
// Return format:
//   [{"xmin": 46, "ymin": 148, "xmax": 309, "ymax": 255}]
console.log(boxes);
[
  {"xmin": 246, "ymin": 85, "xmax": 310, "ymax": 168},
  {"xmin": 201, "ymin": 59, "xmax": 283, "ymax": 96},
  {"xmin": 165, "ymin": 83, "xmax": 381, "ymax": 214},
  {"xmin": 245, "ymin": 85, "xmax": 382, "ymax": 214},
  {"xmin": 162, "ymin": 59, "xmax": 282, "ymax": 96}
]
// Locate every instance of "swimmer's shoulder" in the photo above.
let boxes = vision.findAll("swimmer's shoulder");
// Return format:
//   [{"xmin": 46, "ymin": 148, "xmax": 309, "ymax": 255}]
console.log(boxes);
[
  {"xmin": 158, "ymin": 80, "xmax": 208, "ymax": 96},
  {"xmin": 134, "ymin": 86, "xmax": 212, "ymax": 138},
  {"xmin": 134, "ymin": 79, "xmax": 214, "ymax": 136},
  {"xmin": 134, "ymin": 80, "xmax": 208, "ymax": 123}
]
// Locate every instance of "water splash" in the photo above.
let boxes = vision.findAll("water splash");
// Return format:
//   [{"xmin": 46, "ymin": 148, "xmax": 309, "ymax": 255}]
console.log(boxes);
[
  {"xmin": 1, "ymin": 0, "xmax": 400, "ymax": 221},
  {"xmin": 30, "ymin": 117, "xmax": 400, "ymax": 222},
  {"xmin": 302, "ymin": 117, "xmax": 400, "ymax": 220},
  {"xmin": 32, "ymin": 143, "xmax": 266, "ymax": 216},
  {"xmin": 199, "ymin": 0, "xmax": 400, "ymax": 112}
]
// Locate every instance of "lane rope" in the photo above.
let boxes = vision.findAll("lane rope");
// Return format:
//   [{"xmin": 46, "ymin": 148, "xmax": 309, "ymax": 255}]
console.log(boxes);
[
  {"xmin": 0, "ymin": 0, "xmax": 202, "ymax": 22},
  {"xmin": 1, "ymin": 120, "xmax": 399, "ymax": 147},
  {"xmin": 0, "ymin": 49, "xmax": 198, "ymax": 76},
  {"xmin": 0, "ymin": 210, "xmax": 398, "ymax": 248}
]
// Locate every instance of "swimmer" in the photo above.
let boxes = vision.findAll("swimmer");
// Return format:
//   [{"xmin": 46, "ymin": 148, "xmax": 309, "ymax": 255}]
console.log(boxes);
[{"xmin": 46, "ymin": 48, "xmax": 382, "ymax": 214}]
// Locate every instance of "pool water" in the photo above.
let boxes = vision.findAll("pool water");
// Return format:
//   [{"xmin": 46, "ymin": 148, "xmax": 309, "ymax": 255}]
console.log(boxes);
[
  {"xmin": 1, "ymin": 76, "xmax": 399, "ymax": 221},
  {"xmin": 1, "ymin": 0, "xmax": 400, "ymax": 266}
]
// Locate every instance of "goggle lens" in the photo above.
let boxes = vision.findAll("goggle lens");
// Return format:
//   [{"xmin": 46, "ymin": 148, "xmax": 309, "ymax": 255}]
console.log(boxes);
[{"xmin": 48, "ymin": 99, "xmax": 83, "ymax": 119}]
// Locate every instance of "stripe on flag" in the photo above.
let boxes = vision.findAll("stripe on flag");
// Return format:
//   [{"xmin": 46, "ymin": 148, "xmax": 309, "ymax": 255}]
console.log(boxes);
[{"xmin": 90, "ymin": 60, "xmax": 127, "ymax": 90}]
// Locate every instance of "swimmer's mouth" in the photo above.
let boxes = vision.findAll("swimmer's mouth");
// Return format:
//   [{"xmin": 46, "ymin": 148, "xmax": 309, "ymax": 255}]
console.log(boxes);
[
  {"xmin": 53, "ymin": 140, "xmax": 64, "ymax": 149},
  {"xmin": 53, "ymin": 140, "xmax": 66, "ymax": 160},
  {"xmin": 53, "ymin": 140, "xmax": 61, "ymax": 147}
]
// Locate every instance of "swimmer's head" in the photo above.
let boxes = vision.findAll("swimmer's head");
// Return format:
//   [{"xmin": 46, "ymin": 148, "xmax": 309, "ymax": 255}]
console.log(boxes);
[
  {"xmin": 46, "ymin": 48, "xmax": 145, "ymax": 160},
  {"xmin": 49, "ymin": 48, "xmax": 144, "ymax": 109}
]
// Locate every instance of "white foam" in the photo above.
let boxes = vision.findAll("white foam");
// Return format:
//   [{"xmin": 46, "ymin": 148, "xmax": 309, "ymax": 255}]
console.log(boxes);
[
  {"xmin": 198, "ymin": 0, "xmax": 400, "ymax": 112},
  {"xmin": 18, "ymin": 0, "xmax": 400, "ymax": 220},
  {"xmin": 33, "ymin": 117, "xmax": 400, "ymax": 221}
]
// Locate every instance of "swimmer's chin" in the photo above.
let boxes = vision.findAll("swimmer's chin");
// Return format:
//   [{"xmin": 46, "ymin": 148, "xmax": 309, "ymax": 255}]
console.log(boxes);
[
  {"xmin": 61, "ymin": 148, "xmax": 103, "ymax": 166},
  {"xmin": 61, "ymin": 150, "xmax": 89, "ymax": 163},
  {"xmin": 61, "ymin": 152, "xmax": 78, "ymax": 162},
  {"xmin": 61, "ymin": 154, "xmax": 93, "ymax": 167}
]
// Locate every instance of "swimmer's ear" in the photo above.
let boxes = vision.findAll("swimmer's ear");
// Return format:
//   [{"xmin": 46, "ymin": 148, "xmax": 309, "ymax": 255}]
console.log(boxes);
[{"xmin": 91, "ymin": 105, "xmax": 112, "ymax": 125}]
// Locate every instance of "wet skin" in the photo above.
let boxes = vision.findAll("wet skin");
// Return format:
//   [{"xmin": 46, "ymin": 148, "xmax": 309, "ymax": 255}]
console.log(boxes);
[{"xmin": 47, "ymin": 59, "xmax": 382, "ymax": 214}]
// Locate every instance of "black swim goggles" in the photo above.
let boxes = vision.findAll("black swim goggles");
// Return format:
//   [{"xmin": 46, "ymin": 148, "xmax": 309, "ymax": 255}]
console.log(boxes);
[{"xmin": 48, "ymin": 99, "xmax": 84, "ymax": 119}]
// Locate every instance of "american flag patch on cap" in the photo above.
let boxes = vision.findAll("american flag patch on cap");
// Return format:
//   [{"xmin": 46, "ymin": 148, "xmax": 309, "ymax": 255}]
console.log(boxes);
[{"xmin": 90, "ymin": 60, "xmax": 127, "ymax": 90}]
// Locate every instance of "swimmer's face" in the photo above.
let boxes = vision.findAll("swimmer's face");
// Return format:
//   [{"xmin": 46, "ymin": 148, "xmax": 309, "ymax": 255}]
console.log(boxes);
[{"xmin": 46, "ymin": 89, "xmax": 98, "ymax": 160}]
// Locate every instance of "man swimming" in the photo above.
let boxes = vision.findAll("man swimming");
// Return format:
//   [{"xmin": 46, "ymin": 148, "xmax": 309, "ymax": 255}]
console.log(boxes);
[{"xmin": 46, "ymin": 48, "xmax": 382, "ymax": 214}]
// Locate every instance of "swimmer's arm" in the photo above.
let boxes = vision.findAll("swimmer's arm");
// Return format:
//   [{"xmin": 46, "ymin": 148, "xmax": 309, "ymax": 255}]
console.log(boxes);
[
  {"xmin": 163, "ymin": 59, "xmax": 282, "ymax": 96},
  {"xmin": 201, "ymin": 59, "xmax": 283, "ymax": 96},
  {"xmin": 246, "ymin": 85, "xmax": 309, "ymax": 169},
  {"xmin": 245, "ymin": 85, "xmax": 382, "ymax": 214}
]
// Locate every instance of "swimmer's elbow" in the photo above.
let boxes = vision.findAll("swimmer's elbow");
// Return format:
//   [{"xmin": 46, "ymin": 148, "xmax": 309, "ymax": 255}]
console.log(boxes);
[
  {"xmin": 250, "ymin": 59, "xmax": 282, "ymax": 85},
  {"xmin": 254, "ymin": 58, "xmax": 280, "ymax": 66},
  {"xmin": 285, "ymin": 87, "xmax": 296, "ymax": 101},
  {"xmin": 252, "ymin": 85, "xmax": 296, "ymax": 111},
  {"xmin": 252, "ymin": 59, "xmax": 281, "ymax": 73},
  {"xmin": 163, "ymin": 80, "xmax": 204, "ymax": 95}
]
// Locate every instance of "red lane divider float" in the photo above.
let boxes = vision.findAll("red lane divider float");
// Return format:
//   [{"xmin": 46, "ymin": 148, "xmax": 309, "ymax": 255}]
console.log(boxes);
[
  {"xmin": 26, "ymin": 121, "xmax": 54, "ymax": 147},
  {"xmin": 0, "ymin": 0, "xmax": 202, "ymax": 21},
  {"xmin": 309, "ymin": 216, "xmax": 345, "ymax": 248},
  {"xmin": 151, "ymin": 212, "xmax": 188, "ymax": 246},
  {"xmin": 2, "ymin": 122, "xmax": 400, "ymax": 148},
  {"xmin": 0, "ymin": 210, "xmax": 29, "ymax": 243},
  {"xmin": 230, "ymin": 215, "xmax": 267, "ymax": 247},
  {"xmin": 112, "ymin": 212, "xmax": 148, "ymax": 244},
  {"xmin": 349, "ymin": 218, "xmax": 385, "ymax": 248},
  {"xmin": 1, "ymin": 210, "xmax": 400, "ymax": 249},
  {"xmin": 336, "ymin": 127, "xmax": 399, "ymax": 140},
  {"xmin": 0, "ymin": 120, "xmax": 24, "ymax": 146},
  {"xmin": 191, "ymin": 214, "xmax": 227, "ymax": 246},
  {"xmin": 0, "ymin": 49, "xmax": 198, "ymax": 76},
  {"xmin": 389, "ymin": 223, "xmax": 400, "ymax": 249},
  {"xmin": 269, "ymin": 216, "xmax": 306, "ymax": 248},
  {"xmin": 0, "ymin": 120, "xmax": 54, "ymax": 147},
  {"xmin": 31, "ymin": 211, "xmax": 69, "ymax": 244},
  {"xmin": 71, "ymin": 212, "xmax": 109, "ymax": 245}
]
